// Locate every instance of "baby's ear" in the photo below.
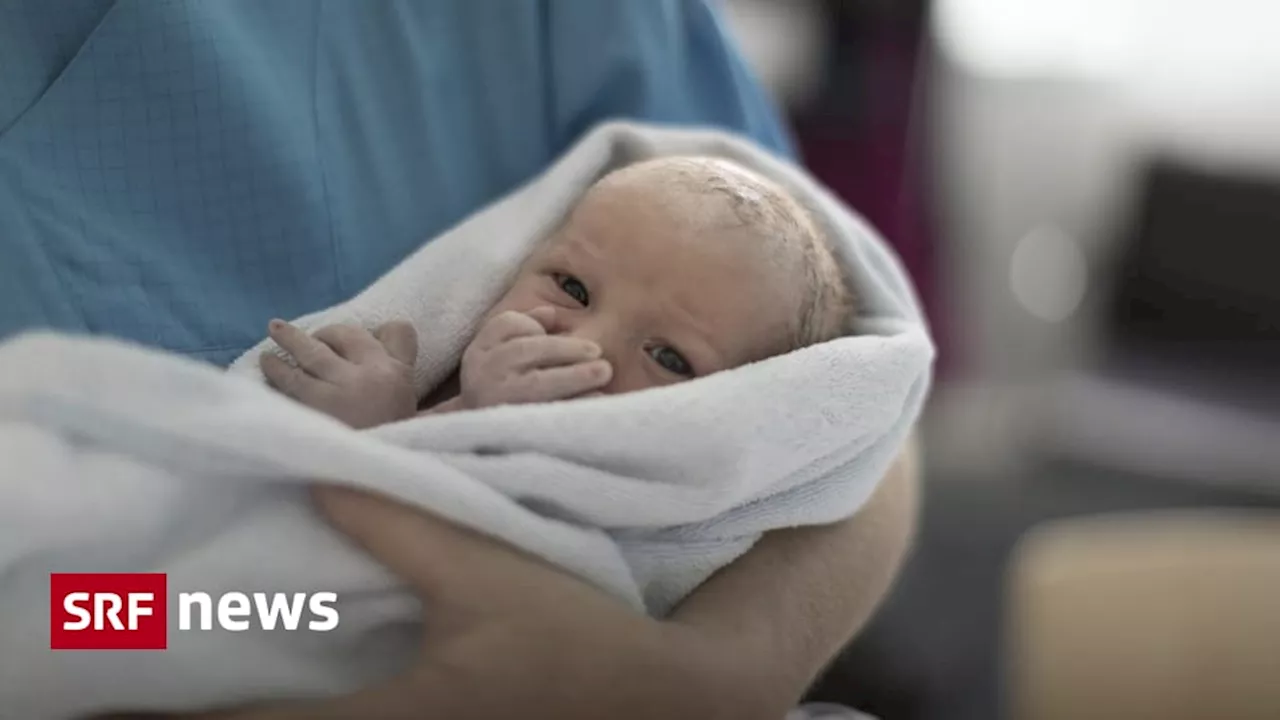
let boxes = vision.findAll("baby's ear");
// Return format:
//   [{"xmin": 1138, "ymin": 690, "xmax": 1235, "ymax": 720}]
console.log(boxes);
[{"xmin": 374, "ymin": 321, "xmax": 419, "ymax": 365}]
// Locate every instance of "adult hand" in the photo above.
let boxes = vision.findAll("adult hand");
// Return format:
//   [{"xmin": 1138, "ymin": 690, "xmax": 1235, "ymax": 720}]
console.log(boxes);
[
  {"xmin": 261, "ymin": 320, "xmax": 419, "ymax": 429},
  {"xmin": 457, "ymin": 306, "xmax": 611, "ymax": 410},
  {"xmin": 172, "ymin": 485, "xmax": 731, "ymax": 720},
  {"xmin": 102, "ymin": 435, "xmax": 920, "ymax": 720}
]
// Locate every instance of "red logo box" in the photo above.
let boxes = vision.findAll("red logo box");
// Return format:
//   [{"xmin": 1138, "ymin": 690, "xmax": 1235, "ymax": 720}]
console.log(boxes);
[{"xmin": 50, "ymin": 573, "xmax": 168, "ymax": 650}]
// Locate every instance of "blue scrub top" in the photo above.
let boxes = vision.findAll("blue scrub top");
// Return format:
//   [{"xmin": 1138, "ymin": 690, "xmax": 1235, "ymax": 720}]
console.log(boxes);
[{"xmin": 0, "ymin": 0, "xmax": 793, "ymax": 366}]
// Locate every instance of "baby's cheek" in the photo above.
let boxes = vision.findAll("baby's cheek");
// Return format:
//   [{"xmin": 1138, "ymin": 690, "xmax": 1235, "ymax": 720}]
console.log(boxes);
[
  {"xmin": 533, "ymin": 284, "xmax": 580, "ymax": 310},
  {"xmin": 504, "ymin": 281, "xmax": 557, "ymax": 311}
]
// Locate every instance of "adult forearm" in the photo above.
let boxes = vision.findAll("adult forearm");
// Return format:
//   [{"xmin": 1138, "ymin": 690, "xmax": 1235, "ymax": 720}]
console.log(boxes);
[
  {"xmin": 99, "ymin": 436, "xmax": 921, "ymax": 720},
  {"xmin": 672, "ymin": 433, "xmax": 921, "ymax": 719}
]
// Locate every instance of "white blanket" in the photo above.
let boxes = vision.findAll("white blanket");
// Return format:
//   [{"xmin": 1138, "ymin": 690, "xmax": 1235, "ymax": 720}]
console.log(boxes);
[{"xmin": 0, "ymin": 122, "xmax": 933, "ymax": 718}]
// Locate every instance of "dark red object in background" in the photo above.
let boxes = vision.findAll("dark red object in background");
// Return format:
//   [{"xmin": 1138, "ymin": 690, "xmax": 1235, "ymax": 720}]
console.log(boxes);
[{"xmin": 791, "ymin": 0, "xmax": 945, "ymax": 374}]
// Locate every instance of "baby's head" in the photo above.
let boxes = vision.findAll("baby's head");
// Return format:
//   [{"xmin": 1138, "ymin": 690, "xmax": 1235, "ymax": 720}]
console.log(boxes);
[{"xmin": 484, "ymin": 155, "xmax": 853, "ymax": 395}]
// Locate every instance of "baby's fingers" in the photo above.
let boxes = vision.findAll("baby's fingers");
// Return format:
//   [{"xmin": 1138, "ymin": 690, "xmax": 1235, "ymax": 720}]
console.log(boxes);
[
  {"xmin": 471, "ymin": 308, "xmax": 552, "ymax": 351},
  {"xmin": 262, "ymin": 352, "xmax": 330, "ymax": 402},
  {"xmin": 515, "ymin": 359, "xmax": 612, "ymax": 403},
  {"xmin": 373, "ymin": 320, "xmax": 419, "ymax": 366},
  {"xmin": 494, "ymin": 335, "xmax": 602, "ymax": 371},
  {"xmin": 268, "ymin": 319, "xmax": 344, "ymax": 378},
  {"xmin": 312, "ymin": 323, "xmax": 385, "ymax": 364},
  {"xmin": 523, "ymin": 306, "xmax": 558, "ymax": 333}
]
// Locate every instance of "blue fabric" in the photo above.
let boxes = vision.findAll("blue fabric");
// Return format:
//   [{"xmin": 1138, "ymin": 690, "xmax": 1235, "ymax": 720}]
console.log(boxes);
[{"xmin": 0, "ymin": 0, "xmax": 793, "ymax": 366}]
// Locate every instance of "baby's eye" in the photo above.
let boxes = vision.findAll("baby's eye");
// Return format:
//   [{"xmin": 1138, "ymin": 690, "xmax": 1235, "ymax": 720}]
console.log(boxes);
[
  {"xmin": 555, "ymin": 273, "xmax": 589, "ymax": 306},
  {"xmin": 648, "ymin": 345, "xmax": 694, "ymax": 377}
]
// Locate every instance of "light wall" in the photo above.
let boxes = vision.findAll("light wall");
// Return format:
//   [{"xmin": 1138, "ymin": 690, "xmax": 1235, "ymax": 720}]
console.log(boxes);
[{"xmin": 926, "ymin": 0, "xmax": 1280, "ymax": 469}]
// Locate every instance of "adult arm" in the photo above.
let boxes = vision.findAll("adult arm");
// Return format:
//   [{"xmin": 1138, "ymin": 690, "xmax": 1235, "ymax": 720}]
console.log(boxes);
[
  {"xmin": 673, "ymin": 433, "xmax": 921, "ymax": 716},
  {"xmin": 134, "ymin": 432, "xmax": 917, "ymax": 720}
]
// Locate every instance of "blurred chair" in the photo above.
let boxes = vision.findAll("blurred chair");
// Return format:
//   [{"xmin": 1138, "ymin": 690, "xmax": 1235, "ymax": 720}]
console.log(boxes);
[{"xmin": 1004, "ymin": 510, "xmax": 1280, "ymax": 720}]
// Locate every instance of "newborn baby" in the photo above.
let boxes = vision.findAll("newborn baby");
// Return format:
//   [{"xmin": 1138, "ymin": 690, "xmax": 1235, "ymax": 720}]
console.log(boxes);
[{"xmin": 261, "ymin": 156, "xmax": 854, "ymax": 427}]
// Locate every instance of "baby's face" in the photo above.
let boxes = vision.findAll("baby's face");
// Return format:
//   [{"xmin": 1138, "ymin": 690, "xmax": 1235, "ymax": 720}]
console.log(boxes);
[{"xmin": 482, "ymin": 176, "xmax": 799, "ymax": 395}]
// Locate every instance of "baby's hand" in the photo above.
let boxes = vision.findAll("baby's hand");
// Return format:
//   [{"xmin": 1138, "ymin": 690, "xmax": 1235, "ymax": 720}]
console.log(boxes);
[
  {"xmin": 458, "ymin": 306, "xmax": 611, "ymax": 410},
  {"xmin": 261, "ymin": 319, "xmax": 419, "ymax": 429}
]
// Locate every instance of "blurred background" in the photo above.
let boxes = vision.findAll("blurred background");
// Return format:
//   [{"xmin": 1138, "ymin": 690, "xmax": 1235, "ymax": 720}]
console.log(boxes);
[{"xmin": 719, "ymin": 1, "xmax": 1280, "ymax": 718}]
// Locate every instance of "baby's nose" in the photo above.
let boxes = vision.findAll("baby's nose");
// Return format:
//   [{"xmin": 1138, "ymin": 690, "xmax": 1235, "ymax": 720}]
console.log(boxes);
[{"xmin": 557, "ymin": 320, "xmax": 610, "ymax": 356}]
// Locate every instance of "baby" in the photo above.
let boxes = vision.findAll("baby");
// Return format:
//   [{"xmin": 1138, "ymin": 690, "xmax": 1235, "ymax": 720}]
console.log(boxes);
[{"xmin": 260, "ymin": 156, "xmax": 854, "ymax": 427}]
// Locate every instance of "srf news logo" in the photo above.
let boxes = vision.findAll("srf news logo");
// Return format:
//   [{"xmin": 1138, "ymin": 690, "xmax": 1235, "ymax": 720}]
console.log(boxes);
[{"xmin": 50, "ymin": 573, "xmax": 339, "ymax": 650}]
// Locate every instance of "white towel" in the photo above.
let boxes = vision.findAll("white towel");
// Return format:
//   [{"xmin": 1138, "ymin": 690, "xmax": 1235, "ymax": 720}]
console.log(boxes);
[{"xmin": 0, "ymin": 121, "xmax": 933, "ymax": 718}]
